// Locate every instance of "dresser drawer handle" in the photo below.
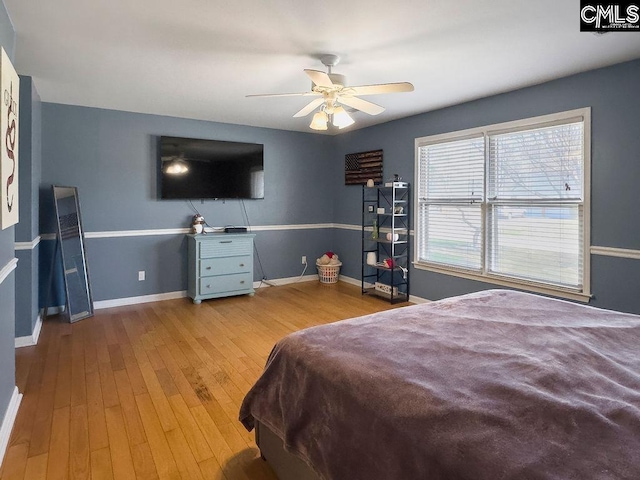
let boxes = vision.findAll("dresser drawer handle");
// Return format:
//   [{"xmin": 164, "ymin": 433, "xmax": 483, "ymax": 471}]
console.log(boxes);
[
  {"xmin": 206, "ymin": 266, "xmax": 212, "ymax": 270},
  {"xmin": 219, "ymin": 240, "xmax": 232, "ymax": 244},
  {"xmin": 206, "ymin": 285, "xmax": 211, "ymax": 288},
  {"xmin": 239, "ymin": 263, "xmax": 245, "ymax": 267},
  {"xmin": 240, "ymin": 280, "xmax": 245, "ymax": 284}
]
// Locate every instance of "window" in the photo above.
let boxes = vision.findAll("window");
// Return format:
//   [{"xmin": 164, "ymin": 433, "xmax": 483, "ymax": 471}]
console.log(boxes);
[{"xmin": 415, "ymin": 109, "xmax": 590, "ymax": 301}]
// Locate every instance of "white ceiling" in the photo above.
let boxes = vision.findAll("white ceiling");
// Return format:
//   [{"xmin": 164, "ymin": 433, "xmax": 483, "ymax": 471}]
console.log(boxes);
[{"xmin": 5, "ymin": 0, "xmax": 640, "ymax": 134}]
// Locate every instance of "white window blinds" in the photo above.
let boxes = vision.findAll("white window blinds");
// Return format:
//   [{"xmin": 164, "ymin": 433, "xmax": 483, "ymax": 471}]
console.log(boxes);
[
  {"xmin": 487, "ymin": 122, "xmax": 584, "ymax": 289},
  {"xmin": 415, "ymin": 111, "xmax": 588, "ymax": 295},
  {"xmin": 417, "ymin": 136, "xmax": 484, "ymax": 270}
]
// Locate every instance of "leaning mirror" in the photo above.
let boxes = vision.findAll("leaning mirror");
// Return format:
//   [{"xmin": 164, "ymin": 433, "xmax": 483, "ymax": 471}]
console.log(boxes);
[{"xmin": 52, "ymin": 185, "xmax": 94, "ymax": 322}]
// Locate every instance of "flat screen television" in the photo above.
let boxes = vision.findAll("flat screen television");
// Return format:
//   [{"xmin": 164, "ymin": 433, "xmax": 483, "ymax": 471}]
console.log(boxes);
[{"xmin": 159, "ymin": 136, "xmax": 264, "ymax": 199}]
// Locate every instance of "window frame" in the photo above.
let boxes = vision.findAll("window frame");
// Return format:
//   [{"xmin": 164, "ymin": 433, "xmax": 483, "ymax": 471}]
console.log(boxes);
[{"xmin": 413, "ymin": 108, "xmax": 591, "ymax": 302}]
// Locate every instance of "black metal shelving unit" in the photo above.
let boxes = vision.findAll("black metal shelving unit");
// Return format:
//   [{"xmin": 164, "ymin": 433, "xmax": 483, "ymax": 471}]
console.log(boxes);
[{"xmin": 361, "ymin": 183, "xmax": 410, "ymax": 304}]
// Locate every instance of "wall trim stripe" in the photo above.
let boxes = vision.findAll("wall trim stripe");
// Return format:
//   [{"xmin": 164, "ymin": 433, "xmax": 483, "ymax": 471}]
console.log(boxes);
[
  {"xmin": 84, "ymin": 223, "xmax": 333, "ymax": 238},
  {"xmin": 15, "ymin": 236, "xmax": 41, "ymax": 251},
  {"xmin": 87, "ymin": 228, "xmax": 190, "ymax": 239},
  {"xmin": 248, "ymin": 223, "xmax": 333, "ymax": 232},
  {"xmin": 38, "ymin": 226, "xmax": 640, "ymax": 266},
  {"xmin": 0, "ymin": 258, "xmax": 18, "ymax": 285},
  {"xmin": 15, "ymin": 314, "xmax": 43, "ymax": 349},
  {"xmin": 590, "ymin": 246, "xmax": 640, "ymax": 260},
  {"xmin": 333, "ymin": 223, "xmax": 361, "ymax": 232},
  {"xmin": 41, "ymin": 223, "xmax": 337, "ymax": 240},
  {"xmin": 39, "ymin": 222, "xmax": 413, "ymax": 239},
  {"xmin": 0, "ymin": 387, "xmax": 22, "ymax": 469}
]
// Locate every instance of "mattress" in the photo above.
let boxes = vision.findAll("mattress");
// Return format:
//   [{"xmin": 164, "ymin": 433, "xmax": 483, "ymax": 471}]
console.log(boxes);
[{"xmin": 240, "ymin": 289, "xmax": 640, "ymax": 480}]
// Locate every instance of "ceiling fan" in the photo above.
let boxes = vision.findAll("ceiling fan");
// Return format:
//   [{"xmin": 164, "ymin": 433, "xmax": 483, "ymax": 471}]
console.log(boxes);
[{"xmin": 247, "ymin": 54, "xmax": 414, "ymax": 131}]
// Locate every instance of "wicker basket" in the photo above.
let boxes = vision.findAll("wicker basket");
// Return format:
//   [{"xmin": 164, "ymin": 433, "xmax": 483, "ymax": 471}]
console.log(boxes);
[{"xmin": 316, "ymin": 261, "xmax": 342, "ymax": 284}]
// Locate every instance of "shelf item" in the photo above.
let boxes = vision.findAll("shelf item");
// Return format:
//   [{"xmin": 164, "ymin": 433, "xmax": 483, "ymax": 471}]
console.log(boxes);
[
  {"xmin": 361, "ymin": 183, "xmax": 411, "ymax": 304},
  {"xmin": 375, "ymin": 239, "xmax": 408, "ymax": 245},
  {"xmin": 187, "ymin": 233, "xmax": 256, "ymax": 304},
  {"xmin": 384, "ymin": 181, "xmax": 409, "ymax": 188}
]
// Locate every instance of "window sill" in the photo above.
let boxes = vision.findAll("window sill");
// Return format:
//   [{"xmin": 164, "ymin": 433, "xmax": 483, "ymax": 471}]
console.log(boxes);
[{"xmin": 413, "ymin": 262, "xmax": 591, "ymax": 303}]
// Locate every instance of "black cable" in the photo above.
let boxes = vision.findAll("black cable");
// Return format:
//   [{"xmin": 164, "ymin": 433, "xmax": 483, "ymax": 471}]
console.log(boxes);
[
  {"xmin": 187, "ymin": 199, "xmax": 217, "ymax": 233},
  {"xmin": 186, "ymin": 200, "xmax": 200, "ymax": 215},
  {"xmin": 241, "ymin": 199, "xmax": 268, "ymax": 281}
]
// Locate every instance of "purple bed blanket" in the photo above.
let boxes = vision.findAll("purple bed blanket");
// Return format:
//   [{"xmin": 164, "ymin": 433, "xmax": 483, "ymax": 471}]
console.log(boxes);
[{"xmin": 239, "ymin": 290, "xmax": 640, "ymax": 480}]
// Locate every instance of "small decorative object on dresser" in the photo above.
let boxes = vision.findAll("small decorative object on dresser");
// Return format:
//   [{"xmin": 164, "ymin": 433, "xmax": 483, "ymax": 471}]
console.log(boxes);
[
  {"xmin": 187, "ymin": 233, "xmax": 256, "ymax": 304},
  {"xmin": 191, "ymin": 214, "xmax": 205, "ymax": 234}
]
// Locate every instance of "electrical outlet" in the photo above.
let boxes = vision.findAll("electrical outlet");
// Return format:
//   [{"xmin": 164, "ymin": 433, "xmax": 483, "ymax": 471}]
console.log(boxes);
[
  {"xmin": 301, "ymin": 256, "xmax": 307, "ymax": 264},
  {"xmin": 138, "ymin": 270, "xmax": 146, "ymax": 281}
]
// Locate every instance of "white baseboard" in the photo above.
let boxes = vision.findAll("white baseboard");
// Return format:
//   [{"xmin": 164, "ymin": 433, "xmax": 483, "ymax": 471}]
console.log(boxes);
[
  {"xmin": 15, "ymin": 314, "xmax": 43, "ymax": 348},
  {"xmin": 90, "ymin": 274, "xmax": 429, "ymax": 310},
  {"xmin": 409, "ymin": 295, "xmax": 431, "ymax": 305},
  {"xmin": 45, "ymin": 306, "xmax": 65, "ymax": 316},
  {"xmin": 0, "ymin": 387, "xmax": 22, "ymax": 469},
  {"xmin": 92, "ymin": 275, "xmax": 318, "ymax": 310},
  {"xmin": 339, "ymin": 275, "xmax": 430, "ymax": 304},
  {"xmin": 338, "ymin": 275, "xmax": 362, "ymax": 287},
  {"xmin": 94, "ymin": 290, "xmax": 187, "ymax": 310}
]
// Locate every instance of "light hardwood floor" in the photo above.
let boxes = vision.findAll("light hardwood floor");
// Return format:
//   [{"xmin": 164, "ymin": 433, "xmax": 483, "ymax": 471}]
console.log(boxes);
[{"xmin": 1, "ymin": 281, "xmax": 404, "ymax": 479}]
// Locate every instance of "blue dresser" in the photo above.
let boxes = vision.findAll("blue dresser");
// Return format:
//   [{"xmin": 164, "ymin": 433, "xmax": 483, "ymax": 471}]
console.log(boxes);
[{"xmin": 187, "ymin": 233, "xmax": 256, "ymax": 304}]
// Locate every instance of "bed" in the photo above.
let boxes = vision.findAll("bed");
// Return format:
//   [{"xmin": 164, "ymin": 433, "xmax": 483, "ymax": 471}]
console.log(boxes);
[{"xmin": 239, "ymin": 289, "xmax": 640, "ymax": 480}]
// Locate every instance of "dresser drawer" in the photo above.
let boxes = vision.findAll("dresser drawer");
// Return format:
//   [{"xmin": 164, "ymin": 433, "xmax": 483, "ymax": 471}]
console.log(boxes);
[
  {"xmin": 199, "ymin": 272, "xmax": 253, "ymax": 295},
  {"xmin": 199, "ymin": 237, "xmax": 253, "ymax": 258},
  {"xmin": 199, "ymin": 256, "xmax": 251, "ymax": 277}
]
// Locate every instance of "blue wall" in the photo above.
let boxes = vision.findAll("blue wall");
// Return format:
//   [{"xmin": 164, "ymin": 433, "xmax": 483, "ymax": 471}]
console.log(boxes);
[
  {"xmin": 40, "ymin": 104, "xmax": 336, "ymax": 302},
  {"xmin": 332, "ymin": 59, "xmax": 640, "ymax": 314},
  {"xmin": 35, "ymin": 60, "xmax": 640, "ymax": 314},
  {"xmin": 0, "ymin": 0, "xmax": 16, "ymax": 436},
  {"xmin": 15, "ymin": 76, "xmax": 41, "ymax": 337}
]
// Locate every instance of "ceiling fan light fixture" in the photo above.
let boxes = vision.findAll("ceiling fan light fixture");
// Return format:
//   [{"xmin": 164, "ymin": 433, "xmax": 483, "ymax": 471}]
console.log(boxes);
[
  {"xmin": 324, "ymin": 103, "xmax": 336, "ymax": 115},
  {"xmin": 332, "ymin": 106, "xmax": 355, "ymax": 129},
  {"xmin": 310, "ymin": 111, "xmax": 328, "ymax": 130},
  {"xmin": 164, "ymin": 159, "xmax": 189, "ymax": 175},
  {"xmin": 247, "ymin": 54, "xmax": 413, "ymax": 131}
]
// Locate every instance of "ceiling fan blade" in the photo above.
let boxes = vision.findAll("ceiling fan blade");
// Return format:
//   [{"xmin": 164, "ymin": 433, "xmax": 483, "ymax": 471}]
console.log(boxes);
[
  {"xmin": 293, "ymin": 98, "xmax": 326, "ymax": 118},
  {"xmin": 338, "ymin": 96, "xmax": 385, "ymax": 116},
  {"xmin": 347, "ymin": 82, "xmax": 414, "ymax": 96},
  {"xmin": 246, "ymin": 92, "xmax": 319, "ymax": 98},
  {"xmin": 304, "ymin": 69, "xmax": 334, "ymax": 88}
]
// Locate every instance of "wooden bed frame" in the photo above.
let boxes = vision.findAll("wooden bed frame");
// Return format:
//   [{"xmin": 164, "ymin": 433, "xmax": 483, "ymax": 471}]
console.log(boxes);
[{"xmin": 256, "ymin": 421, "xmax": 321, "ymax": 480}]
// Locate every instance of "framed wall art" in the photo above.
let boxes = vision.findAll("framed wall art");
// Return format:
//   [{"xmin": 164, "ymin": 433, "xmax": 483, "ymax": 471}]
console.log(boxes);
[
  {"xmin": 1, "ymin": 47, "xmax": 19, "ymax": 230},
  {"xmin": 345, "ymin": 149, "xmax": 383, "ymax": 185}
]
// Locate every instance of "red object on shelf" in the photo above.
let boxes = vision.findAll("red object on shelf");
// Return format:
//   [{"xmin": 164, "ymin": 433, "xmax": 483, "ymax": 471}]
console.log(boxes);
[{"xmin": 384, "ymin": 258, "xmax": 395, "ymax": 268}]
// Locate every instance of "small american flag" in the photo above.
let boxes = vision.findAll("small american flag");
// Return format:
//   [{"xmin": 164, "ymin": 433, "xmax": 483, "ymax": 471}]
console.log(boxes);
[{"xmin": 345, "ymin": 149, "xmax": 383, "ymax": 185}]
